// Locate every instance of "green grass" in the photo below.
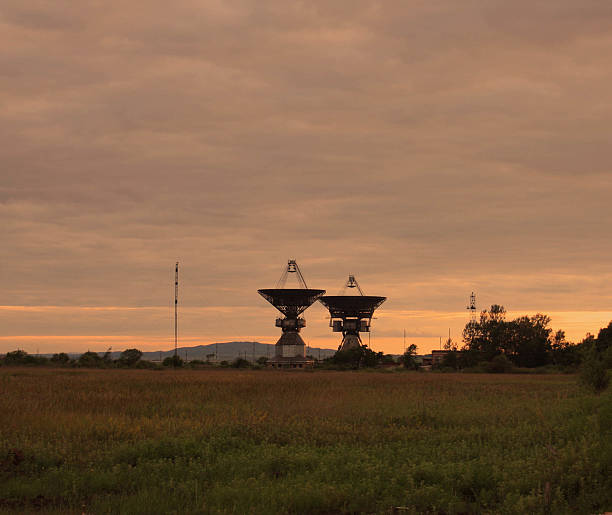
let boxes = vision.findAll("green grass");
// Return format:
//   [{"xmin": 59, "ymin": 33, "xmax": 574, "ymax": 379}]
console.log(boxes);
[{"xmin": 1, "ymin": 368, "xmax": 610, "ymax": 514}]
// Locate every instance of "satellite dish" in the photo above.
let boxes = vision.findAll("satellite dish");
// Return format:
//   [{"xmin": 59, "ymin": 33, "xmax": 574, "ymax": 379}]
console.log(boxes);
[
  {"xmin": 319, "ymin": 275, "xmax": 386, "ymax": 351},
  {"xmin": 258, "ymin": 260, "xmax": 325, "ymax": 368}
]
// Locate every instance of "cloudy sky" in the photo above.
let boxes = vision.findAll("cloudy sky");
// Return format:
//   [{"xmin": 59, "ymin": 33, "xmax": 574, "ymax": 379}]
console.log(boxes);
[{"xmin": 2, "ymin": 0, "xmax": 612, "ymax": 354}]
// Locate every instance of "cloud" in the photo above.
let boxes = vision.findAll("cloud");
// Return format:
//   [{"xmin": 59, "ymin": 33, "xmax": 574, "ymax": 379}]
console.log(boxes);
[{"xmin": 2, "ymin": 0, "xmax": 612, "ymax": 353}]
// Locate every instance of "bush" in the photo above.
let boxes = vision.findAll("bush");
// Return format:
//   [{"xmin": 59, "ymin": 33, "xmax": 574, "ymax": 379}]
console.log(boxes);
[
  {"xmin": 400, "ymin": 344, "xmax": 419, "ymax": 370},
  {"xmin": 3, "ymin": 350, "xmax": 39, "ymax": 366},
  {"xmin": 118, "ymin": 349, "xmax": 143, "ymax": 367},
  {"xmin": 485, "ymin": 354, "xmax": 513, "ymax": 373},
  {"xmin": 441, "ymin": 351, "xmax": 458, "ymax": 370},
  {"xmin": 50, "ymin": 352, "xmax": 71, "ymax": 365},
  {"xmin": 134, "ymin": 360, "xmax": 158, "ymax": 369},
  {"xmin": 580, "ymin": 351, "xmax": 610, "ymax": 394},
  {"xmin": 78, "ymin": 351, "xmax": 105, "ymax": 368},
  {"xmin": 330, "ymin": 346, "xmax": 382, "ymax": 369},
  {"xmin": 162, "ymin": 355, "xmax": 183, "ymax": 367},
  {"xmin": 231, "ymin": 358, "xmax": 250, "ymax": 368}
]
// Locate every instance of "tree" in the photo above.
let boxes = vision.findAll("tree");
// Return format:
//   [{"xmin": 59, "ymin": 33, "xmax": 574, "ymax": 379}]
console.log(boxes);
[
  {"xmin": 505, "ymin": 314, "xmax": 552, "ymax": 368},
  {"xmin": 462, "ymin": 305, "xmax": 509, "ymax": 362},
  {"xmin": 118, "ymin": 348, "xmax": 143, "ymax": 367},
  {"xmin": 331, "ymin": 346, "xmax": 380, "ymax": 369},
  {"xmin": 551, "ymin": 330, "xmax": 581, "ymax": 368},
  {"xmin": 462, "ymin": 305, "xmax": 555, "ymax": 368},
  {"xmin": 595, "ymin": 321, "xmax": 612, "ymax": 354},
  {"xmin": 78, "ymin": 351, "xmax": 104, "ymax": 368},
  {"xmin": 400, "ymin": 344, "xmax": 419, "ymax": 370},
  {"xmin": 50, "ymin": 352, "xmax": 71, "ymax": 365},
  {"xmin": 441, "ymin": 350, "xmax": 458, "ymax": 370},
  {"xmin": 3, "ymin": 350, "xmax": 38, "ymax": 366},
  {"xmin": 163, "ymin": 355, "xmax": 183, "ymax": 367}
]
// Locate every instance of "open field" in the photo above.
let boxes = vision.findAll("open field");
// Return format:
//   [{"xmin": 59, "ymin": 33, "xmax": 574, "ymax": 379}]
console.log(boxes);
[{"xmin": 1, "ymin": 368, "xmax": 610, "ymax": 514}]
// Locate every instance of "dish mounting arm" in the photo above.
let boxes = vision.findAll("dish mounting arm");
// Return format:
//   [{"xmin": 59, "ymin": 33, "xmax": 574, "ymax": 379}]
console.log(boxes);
[{"xmin": 275, "ymin": 259, "xmax": 308, "ymax": 289}]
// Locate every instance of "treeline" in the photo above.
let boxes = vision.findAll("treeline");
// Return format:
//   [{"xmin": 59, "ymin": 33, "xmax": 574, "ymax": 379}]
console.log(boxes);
[
  {"xmin": 0, "ymin": 348, "xmax": 156, "ymax": 368},
  {"xmin": 445, "ymin": 305, "xmax": 612, "ymax": 370},
  {"xmin": 413, "ymin": 305, "xmax": 611, "ymax": 391},
  {"xmin": 0, "ymin": 349, "xmax": 274, "ymax": 370},
  {"xmin": 2, "ymin": 305, "xmax": 611, "ymax": 383}
]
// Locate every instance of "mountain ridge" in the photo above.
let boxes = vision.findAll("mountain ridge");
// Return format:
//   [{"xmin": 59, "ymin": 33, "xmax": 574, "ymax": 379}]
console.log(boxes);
[{"xmin": 41, "ymin": 341, "xmax": 337, "ymax": 361}]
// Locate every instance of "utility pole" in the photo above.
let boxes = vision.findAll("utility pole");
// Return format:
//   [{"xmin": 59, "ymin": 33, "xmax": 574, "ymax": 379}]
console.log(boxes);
[
  {"xmin": 403, "ymin": 328, "xmax": 406, "ymax": 354},
  {"xmin": 174, "ymin": 262, "xmax": 179, "ymax": 358}
]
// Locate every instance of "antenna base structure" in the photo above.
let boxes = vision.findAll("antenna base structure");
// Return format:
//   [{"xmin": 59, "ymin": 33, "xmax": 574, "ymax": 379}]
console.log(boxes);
[
  {"xmin": 319, "ymin": 275, "xmax": 386, "ymax": 352},
  {"xmin": 258, "ymin": 260, "xmax": 325, "ymax": 369},
  {"xmin": 466, "ymin": 291, "xmax": 477, "ymax": 324}
]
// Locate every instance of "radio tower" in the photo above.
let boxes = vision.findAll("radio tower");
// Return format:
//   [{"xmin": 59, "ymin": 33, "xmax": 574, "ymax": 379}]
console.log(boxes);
[
  {"xmin": 467, "ymin": 291, "xmax": 477, "ymax": 323},
  {"xmin": 174, "ymin": 262, "xmax": 179, "ymax": 358}
]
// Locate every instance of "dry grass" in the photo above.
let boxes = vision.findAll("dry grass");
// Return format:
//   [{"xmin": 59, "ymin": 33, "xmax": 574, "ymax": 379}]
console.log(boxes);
[{"xmin": 1, "ymin": 368, "xmax": 610, "ymax": 513}]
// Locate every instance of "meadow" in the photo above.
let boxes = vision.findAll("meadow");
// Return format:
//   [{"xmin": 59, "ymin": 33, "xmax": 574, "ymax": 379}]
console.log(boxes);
[{"xmin": 1, "ymin": 368, "xmax": 610, "ymax": 514}]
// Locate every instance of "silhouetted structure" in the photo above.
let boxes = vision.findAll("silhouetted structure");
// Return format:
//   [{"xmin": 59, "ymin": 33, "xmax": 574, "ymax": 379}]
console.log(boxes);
[
  {"xmin": 174, "ymin": 262, "xmax": 179, "ymax": 358},
  {"xmin": 467, "ymin": 291, "xmax": 477, "ymax": 323},
  {"xmin": 258, "ymin": 260, "xmax": 325, "ymax": 368},
  {"xmin": 320, "ymin": 275, "xmax": 386, "ymax": 351}
]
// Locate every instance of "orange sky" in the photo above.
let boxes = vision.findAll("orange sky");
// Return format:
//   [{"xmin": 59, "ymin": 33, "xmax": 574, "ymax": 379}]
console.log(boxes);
[
  {"xmin": 2, "ymin": 1, "xmax": 612, "ymax": 355},
  {"xmin": 1, "ymin": 304, "xmax": 610, "ymax": 355}
]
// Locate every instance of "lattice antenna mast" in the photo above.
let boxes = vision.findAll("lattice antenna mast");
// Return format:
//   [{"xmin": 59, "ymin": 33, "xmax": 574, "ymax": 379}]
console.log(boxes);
[
  {"xmin": 174, "ymin": 262, "xmax": 179, "ymax": 357},
  {"xmin": 275, "ymin": 259, "xmax": 308, "ymax": 289},
  {"xmin": 466, "ymin": 291, "xmax": 476, "ymax": 323},
  {"xmin": 339, "ymin": 274, "xmax": 364, "ymax": 296}
]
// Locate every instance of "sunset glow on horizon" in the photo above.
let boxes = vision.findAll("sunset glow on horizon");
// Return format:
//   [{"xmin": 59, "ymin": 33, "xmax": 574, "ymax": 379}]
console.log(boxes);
[{"xmin": 2, "ymin": 303, "xmax": 611, "ymax": 355}]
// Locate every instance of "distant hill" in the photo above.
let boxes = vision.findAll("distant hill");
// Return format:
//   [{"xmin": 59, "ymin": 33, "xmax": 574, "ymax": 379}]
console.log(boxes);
[
  {"xmin": 142, "ymin": 342, "xmax": 337, "ymax": 362},
  {"xmin": 43, "ymin": 341, "xmax": 337, "ymax": 362}
]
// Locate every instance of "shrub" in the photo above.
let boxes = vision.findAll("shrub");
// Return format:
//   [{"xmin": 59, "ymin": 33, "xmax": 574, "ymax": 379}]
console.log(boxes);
[
  {"xmin": 162, "ymin": 355, "xmax": 183, "ymax": 367},
  {"xmin": 118, "ymin": 349, "xmax": 143, "ymax": 367},
  {"xmin": 77, "ymin": 351, "xmax": 105, "ymax": 368},
  {"xmin": 441, "ymin": 351, "xmax": 458, "ymax": 370},
  {"xmin": 400, "ymin": 344, "xmax": 419, "ymax": 370},
  {"xmin": 3, "ymin": 350, "xmax": 39, "ymax": 366},
  {"xmin": 50, "ymin": 352, "xmax": 71, "ymax": 365},
  {"xmin": 485, "ymin": 354, "xmax": 513, "ymax": 373},
  {"xmin": 231, "ymin": 358, "xmax": 250, "ymax": 368},
  {"xmin": 580, "ymin": 351, "xmax": 610, "ymax": 394}
]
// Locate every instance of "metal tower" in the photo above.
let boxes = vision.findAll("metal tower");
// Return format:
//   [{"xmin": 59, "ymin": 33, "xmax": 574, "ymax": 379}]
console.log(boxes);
[
  {"xmin": 466, "ymin": 291, "xmax": 476, "ymax": 323},
  {"xmin": 319, "ymin": 275, "xmax": 386, "ymax": 351},
  {"xmin": 174, "ymin": 262, "xmax": 179, "ymax": 358},
  {"xmin": 258, "ymin": 260, "xmax": 325, "ymax": 368}
]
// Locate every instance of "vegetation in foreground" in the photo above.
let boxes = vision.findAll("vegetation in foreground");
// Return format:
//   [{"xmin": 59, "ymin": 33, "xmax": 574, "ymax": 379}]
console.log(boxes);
[{"xmin": 1, "ymin": 369, "xmax": 611, "ymax": 514}]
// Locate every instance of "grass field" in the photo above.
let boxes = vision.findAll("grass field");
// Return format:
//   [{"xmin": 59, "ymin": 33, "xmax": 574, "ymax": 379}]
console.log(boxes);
[{"xmin": 1, "ymin": 368, "xmax": 611, "ymax": 514}]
